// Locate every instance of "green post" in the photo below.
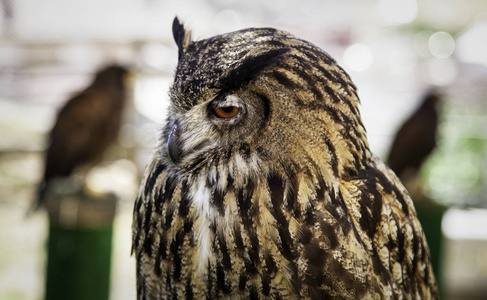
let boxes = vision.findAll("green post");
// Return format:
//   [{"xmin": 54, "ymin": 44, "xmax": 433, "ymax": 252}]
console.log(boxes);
[
  {"xmin": 415, "ymin": 201, "xmax": 446, "ymax": 297},
  {"xmin": 45, "ymin": 191, "xmax": 117, "ymax": 300}
]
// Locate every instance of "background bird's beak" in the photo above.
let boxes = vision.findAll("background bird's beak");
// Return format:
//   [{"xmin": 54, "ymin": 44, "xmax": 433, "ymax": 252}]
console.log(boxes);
[{"xmin": 123, "ymin": 69, "xmax": 137, "ymax": 87}]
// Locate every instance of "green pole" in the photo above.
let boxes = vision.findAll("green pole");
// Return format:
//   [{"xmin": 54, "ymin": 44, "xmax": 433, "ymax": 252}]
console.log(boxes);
[
  {"xmin": 415, "ymin": 201, "xmax": 446, "ymax": 298},
  {"xmin": 44, "ymin": 192, "xmax": 117, "ymax": 300}
]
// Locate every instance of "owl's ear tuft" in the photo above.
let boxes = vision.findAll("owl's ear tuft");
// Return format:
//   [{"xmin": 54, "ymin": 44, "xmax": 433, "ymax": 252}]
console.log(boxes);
[{"xmin": 172, "ymin": 17, "xmax": 192, "ymax": 60}]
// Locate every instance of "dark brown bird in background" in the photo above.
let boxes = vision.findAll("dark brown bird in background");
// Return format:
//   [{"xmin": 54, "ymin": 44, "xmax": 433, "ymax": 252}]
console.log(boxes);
[
  {"xmin": 36, "ymin": 65, "xmax": 128, "ymax": 209},
  {"xmin": 387, "ymin": 91, "xmax": 441, "ymax": 182}
]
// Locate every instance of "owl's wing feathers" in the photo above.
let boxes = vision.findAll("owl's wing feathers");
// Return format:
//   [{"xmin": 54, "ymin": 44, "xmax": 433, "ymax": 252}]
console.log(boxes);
[
  {"xmin": 339, "ymin": 155, "xmax": 437, "ymax": 297},
  {"xmin": 132, "ymin": 152, "xmax": 178, "ymax": 299}
]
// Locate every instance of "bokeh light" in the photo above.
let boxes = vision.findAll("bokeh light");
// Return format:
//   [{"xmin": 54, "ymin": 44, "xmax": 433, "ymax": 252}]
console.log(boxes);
[
  {"xmin": 379, "ymin": 0, "xmax": 418, "ymax": 25},
  {"xmin": 138, "ymin": 42, "xmax": 175, "ymax": 71},
  {"xmin": 134, "ymin": 76, "xmax": 171, "ymax": 123},
  {"xmin": 442, "ymin": 209, "xmax": 487, "ymax": 240},
  {"xmin": 413, "ymin": 30, "xmax": 434, "ymax": 57},
  {"xmin": 428, "ymin": 31, "xmax": 455, "ymax": 59},
  {"xmin": 457, "ymin": 20, "xmax": 487, "ymax": 67},
  {"xmin": 343, "ymin": 43, "xmax": 373, "ymax": 72},
  {"xmin": 425, "ymin": 58, "xmax": 458, "ymax": 86},
  {"xmin": 214, "ymin": 9, "xmax": 242, "ymax": 32}
]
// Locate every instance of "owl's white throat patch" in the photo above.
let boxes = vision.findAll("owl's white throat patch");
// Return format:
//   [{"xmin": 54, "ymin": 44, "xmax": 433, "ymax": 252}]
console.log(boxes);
[{"xmin": 191, "ymin": 178, "xmax": 215, "ymax": 274}]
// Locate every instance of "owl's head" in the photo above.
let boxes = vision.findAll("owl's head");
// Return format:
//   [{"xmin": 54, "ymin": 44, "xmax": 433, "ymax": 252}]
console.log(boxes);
[{"xmin": 163, "ymin": 18, "xmax": 370, "ymax": 183}]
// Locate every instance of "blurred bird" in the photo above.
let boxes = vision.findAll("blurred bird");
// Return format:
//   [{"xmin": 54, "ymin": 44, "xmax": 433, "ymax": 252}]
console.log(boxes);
[
  {"xmin": 387, "ymin": 91, "xmax": 441, "ymax": 183},
  {"xmin": 36, "ymin": 65, "xmax": 129, "ymax": 209}
]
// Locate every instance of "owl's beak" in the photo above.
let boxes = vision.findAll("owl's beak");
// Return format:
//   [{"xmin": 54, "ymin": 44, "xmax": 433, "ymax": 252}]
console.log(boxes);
[
  {"xmin": 168, "ymin": 122, "xmax": 182, "ymax": 163},
  {"xmin": 167, "ymin": 119, "xmax": 214, "ymax": 165}
]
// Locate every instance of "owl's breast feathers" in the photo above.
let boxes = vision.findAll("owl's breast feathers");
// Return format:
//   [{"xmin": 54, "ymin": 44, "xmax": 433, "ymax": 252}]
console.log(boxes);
[{"xmin": 132, "ymin": 151, "xmax": 438, "ymax": 299}]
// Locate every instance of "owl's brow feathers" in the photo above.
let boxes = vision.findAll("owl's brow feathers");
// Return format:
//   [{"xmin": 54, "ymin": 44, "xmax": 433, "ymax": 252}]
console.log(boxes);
[
  {"xmin": 174, "ymin": 17, "xmax": 290, "ymax": 93},
  {"xmin": 221, "ymin": 48, "xmax": 290, "ymax": 91}
]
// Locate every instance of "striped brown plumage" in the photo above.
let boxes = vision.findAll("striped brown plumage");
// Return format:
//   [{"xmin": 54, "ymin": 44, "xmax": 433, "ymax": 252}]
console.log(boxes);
[{"xmin": 132, "ymin": 18, "xmax": 438, "ymax": 299}]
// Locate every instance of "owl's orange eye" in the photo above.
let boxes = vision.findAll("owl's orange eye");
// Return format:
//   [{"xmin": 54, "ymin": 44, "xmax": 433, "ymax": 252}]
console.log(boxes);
[{"xmin": 214, "ymin": 106, "xmax": 239, "ymax": 118}]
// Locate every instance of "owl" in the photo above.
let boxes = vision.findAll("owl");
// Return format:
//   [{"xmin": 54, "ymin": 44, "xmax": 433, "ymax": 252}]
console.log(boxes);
[
  {"xmin": 37, "ymin": 65, "xmax": 128, "ymax": 209},
  {"xmin": 132, "ymin": 18, "xmax": 438, "ymax": 299}
]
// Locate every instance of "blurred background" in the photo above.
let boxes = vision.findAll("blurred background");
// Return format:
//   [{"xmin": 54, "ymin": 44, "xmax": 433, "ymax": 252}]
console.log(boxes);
[{"xmin": 1, "ymin": 0, "xmax": 486, "ymax": 299}]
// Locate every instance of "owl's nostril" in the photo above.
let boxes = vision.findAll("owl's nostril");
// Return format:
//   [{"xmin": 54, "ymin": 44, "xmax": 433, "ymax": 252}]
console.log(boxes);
[{"xmin": 168, "ymin": 122, "xmax": 181, "ymax": 163}]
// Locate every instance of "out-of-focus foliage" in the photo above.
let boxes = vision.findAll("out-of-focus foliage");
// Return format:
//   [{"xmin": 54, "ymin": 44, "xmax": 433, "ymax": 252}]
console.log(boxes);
[{"xmin": 422, "ymin": 102, "xmax": 486, "ymax": 207}]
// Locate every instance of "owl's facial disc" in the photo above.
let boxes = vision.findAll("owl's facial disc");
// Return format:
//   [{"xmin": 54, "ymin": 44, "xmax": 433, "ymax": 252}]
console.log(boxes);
[{"xmin": 167, "ymin": 94, "xmax": 247, "ymax": 166}]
